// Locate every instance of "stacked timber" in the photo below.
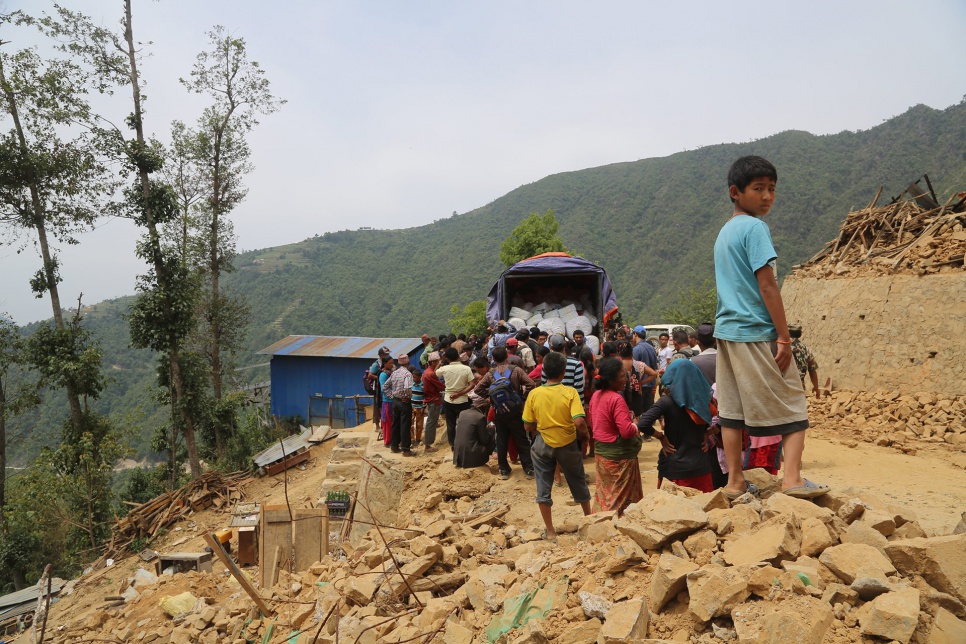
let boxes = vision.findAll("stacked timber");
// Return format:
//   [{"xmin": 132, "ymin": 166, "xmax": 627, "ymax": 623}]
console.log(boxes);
[
  {"xmin": 94, "ymin": 471, "xmax": 252, "ymax": 569},
  {"xmin": 795, "ymin": 181, "xmax": 966, "ymax": 279}
]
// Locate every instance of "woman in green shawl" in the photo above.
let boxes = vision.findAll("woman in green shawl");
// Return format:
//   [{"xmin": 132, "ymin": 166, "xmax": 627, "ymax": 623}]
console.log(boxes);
[{"xmin": 588, "ymin": 357, "xmax": 653, "ymax": 514}]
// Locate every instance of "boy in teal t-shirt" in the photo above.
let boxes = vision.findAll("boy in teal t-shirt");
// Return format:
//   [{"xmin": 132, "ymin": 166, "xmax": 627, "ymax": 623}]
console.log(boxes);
[{"xmin": 713, "ymin": 156, "xmax": 829, "ymax": 500}]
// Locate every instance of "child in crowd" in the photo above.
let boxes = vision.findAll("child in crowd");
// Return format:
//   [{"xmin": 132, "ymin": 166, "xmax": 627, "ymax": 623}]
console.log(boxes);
[
  {"xmin": 522, "ymin": 352, "xmax": 592, "ymax": 541},
  {"xmin": 714, "ymin": 155, "xmax": 828, "ymax": 499}
]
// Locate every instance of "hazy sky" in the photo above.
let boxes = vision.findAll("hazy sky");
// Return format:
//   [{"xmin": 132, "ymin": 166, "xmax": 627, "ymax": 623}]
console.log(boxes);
[{"xmin": 3, "ymin": 0, "xmax": 965, "ymax": 323}]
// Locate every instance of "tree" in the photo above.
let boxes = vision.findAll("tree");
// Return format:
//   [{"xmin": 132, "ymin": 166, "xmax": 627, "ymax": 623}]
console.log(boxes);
[
  {"xmin": 658, "ymin": 279, "xmax": 718, "ymax": 329},
  {"xmin": 0, "ymin": 316, "xmax": 41, "ymax": 522},
  {"xmin": 0, "ymin": 12, "xmax": 115, "ymax": 439},
  {"xmin": 449, "ymin": 300, "xmax": 488, "ymax": 337},
  {"xmin": 40, "ymin": 1, "xmax": 205, "ymax": 478},
  {"xmin": 499, "ymin": 209, "xmax": 569, "ymax": 267},
  {"xmin": 179, "ymin": 27, "xmax": 282, "ymax": 457}
]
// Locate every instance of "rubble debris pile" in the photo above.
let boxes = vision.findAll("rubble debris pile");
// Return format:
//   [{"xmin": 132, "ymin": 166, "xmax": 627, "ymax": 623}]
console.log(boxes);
[
  {"xmin": 60, "ymin": 470, "xmax": 966, "ymax": 644},
  {"xmin": 810, "ymin": 389, "xmax": 966, "ymax": 453},
  {"xmin": 796, "ymin": 182, "xmax": 966, "ymax": 279}
]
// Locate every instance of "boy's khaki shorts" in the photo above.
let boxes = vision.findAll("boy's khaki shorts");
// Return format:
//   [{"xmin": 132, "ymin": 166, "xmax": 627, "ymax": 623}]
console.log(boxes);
[{"xmin": 717, "ymin": 339, "xmax": 809, "ymax": 437}]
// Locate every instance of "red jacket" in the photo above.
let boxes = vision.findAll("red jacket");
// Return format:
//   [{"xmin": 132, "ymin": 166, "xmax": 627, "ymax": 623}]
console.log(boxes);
[{"xmin": 421, "ymin": 366, "xmax": 445, "ymax": 404}]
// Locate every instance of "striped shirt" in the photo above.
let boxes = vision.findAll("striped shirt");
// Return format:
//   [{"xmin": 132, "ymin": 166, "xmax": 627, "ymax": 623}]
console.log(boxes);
[
  {"xmin": 411, "ymin": 380, "xmax": 424, "ymax": 409},
  {"xmin": 541, "ymin": 355, "xmax": 584, "ymax": 397}
]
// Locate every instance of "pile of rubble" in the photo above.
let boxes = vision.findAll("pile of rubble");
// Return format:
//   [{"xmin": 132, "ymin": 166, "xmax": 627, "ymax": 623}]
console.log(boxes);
[
  {"xmin": 810, "ymin": 389, "xmax": 966, "ymax": 454},
  {"xmin": 794, "ymin": 181, "xmax": 966, "ymax": 279},
  {"xmin": 58, "ymin": 468, "xmax": 966, "ymax": 644}
]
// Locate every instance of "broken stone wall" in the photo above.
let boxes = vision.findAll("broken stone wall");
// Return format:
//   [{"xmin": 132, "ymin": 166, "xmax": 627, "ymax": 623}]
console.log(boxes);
[{"xmin": 782, "ymin": 273, "xmax": 966, "ymax": 395}]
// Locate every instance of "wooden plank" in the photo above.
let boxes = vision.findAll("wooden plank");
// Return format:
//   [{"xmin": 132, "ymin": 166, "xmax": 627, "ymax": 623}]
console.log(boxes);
[
  {"xmin": 202, "ymin": 532, "xmax": 273, "ymax": 616},
  {"xmin": 263, "ymin": 449, "xmax": 310, "ymax": 477},
  {"xmin": 259, "ymin": 505, "xmax": 292, "ymax": 588},
  {"xmin": 293, "ymin": 508, "xmax": 328, "ymax": 571},
  {"xmin": 267, "ymin": 546, "xmax": 282, "ymax": 588}
]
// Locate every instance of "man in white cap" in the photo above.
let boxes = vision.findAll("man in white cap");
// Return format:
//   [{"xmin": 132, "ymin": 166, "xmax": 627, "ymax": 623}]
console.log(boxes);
[{"xmin": 383, "ymin": 353, "xmax": 416, "ymax": 456}]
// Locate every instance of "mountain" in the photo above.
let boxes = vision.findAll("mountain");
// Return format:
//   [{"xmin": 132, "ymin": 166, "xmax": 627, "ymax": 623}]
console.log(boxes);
[{"xmin": 9, "ymin": 100, "xmax": 966, "ymax": 464}]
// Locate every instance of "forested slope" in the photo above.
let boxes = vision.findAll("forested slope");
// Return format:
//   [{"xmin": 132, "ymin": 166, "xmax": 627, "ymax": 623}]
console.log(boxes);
[{"xmin": 10, "ymin": 100, "xmax": 966, "ymax": 464}]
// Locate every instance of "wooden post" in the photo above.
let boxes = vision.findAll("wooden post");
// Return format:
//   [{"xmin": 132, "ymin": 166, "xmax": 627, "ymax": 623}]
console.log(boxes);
[
  {"xmin": 202, "ymin": 532, "xmax": 273, "ymax": 616},
  {"xmin": 259, "ymin": 505, "xmax": 292, "ymax": 588},
  {"xmin": 294, "ymin": 507, "xmax": 329, "ymax": 570}
]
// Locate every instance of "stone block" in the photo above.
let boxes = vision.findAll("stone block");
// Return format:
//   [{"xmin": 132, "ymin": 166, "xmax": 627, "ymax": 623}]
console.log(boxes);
[
  {"xmin": 929, "ymin": 607, "xmax": 966, "ymax": 643},
  {"xmin": 886, "ymin": 535, "xmax": 966, "ymax": 603},
  {"xmin": 762, "ymin": 493, "xmax": 834, "ymax": 522},
  {"xmin": 578, "ymin": 512, "xmax": 618, "ymax": 543},
  {"xmin": 743, "ymin": 468, "xmax": 781, "ymax": 498},
  {"xmin": 722, "ymin": 513, "xmax": 801, "ymax": 567},
  {"xmin": 557, "ymin": 618, "xmax": 602, "ymax": 644},
  {"xmin": 842, "ymin": 519, "xmax": 890, "ymax": 555},
  {"xmin": 707, "ymin": 504, "xmax": 760, "ymax": 536},
  {"xmin": 579, "ymin": 591, "xmax": 613, "ymax": 619},
  {"xmin": 891, "ymin": 520, "xmax": 927, "ymax": 540},
  {"xmin": 649, "ymin": 553, "xmax": 699, "ymax": 612},
  {"xmin": 615, "ymin": 490, "xmax": 708, "ymax": 550},
  {"xmin": 859, "ymin": 587, "xmax": 921, "ymax": 643},
  {"xmin": 781, "ymin": 559, "xmax": 826, "ymax": 591},
  {"xmin": 819, "ymin": 543, "xmax": 896, "ymax": 584},
  {"xmin": 692, "ymin": 489, "xmax": 730, "ymax": 511},
  {"xmin": 733, "ymin": 596, "xmax": 833, "ymax": 644},
  {"xmin": 683, "ymin": 529, "xmax": 717, "ymax": 559},
  {"xmin": 800, "ymin": 517, "xmax": 836, "ymax": 557},
  {"xmin": 598, "ymin": 598, "xmax": 648, "ymax": 644},
  {"xmin": 686, "ymin": 565, "xmax": 750, "ymax": 622},
  {"xmin": 821, "ymin": 583, "xmax": 859, "ymax": 606}
]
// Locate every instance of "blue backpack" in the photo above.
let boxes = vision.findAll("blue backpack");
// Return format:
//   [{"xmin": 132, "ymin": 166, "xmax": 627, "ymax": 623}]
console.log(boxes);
[{"xmin": 488, "ymin": 368, "xmax": 523, "ymax": 415}]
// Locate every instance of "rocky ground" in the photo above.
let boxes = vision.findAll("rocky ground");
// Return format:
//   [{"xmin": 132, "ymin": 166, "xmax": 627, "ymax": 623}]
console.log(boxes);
[{"xmin": 19, "ymin": 392, "xmax": 966, "ymax": 644}]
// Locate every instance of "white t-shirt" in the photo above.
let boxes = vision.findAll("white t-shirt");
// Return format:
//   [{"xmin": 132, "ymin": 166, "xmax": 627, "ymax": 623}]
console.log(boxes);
[{"xmin": 658, "ymin": 346, "xmax": 675, "ymax": 370}]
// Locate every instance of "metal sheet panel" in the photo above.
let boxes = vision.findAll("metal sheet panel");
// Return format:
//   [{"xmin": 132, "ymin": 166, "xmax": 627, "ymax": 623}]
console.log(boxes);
[
  {"xmin": 257, "ymin": 336, "xmax": 423, "ymax": 360},
  {"xmin": 252, "ymin": 427, "xmax": 313, "ymax": 468}
]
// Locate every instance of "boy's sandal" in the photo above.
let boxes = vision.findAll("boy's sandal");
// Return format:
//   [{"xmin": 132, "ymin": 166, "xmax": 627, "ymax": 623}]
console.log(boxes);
[
  {"xmin": 723, "ymin": 482, "xmax": 760, "ymax": 501},
  {"xmin": 554, "ymin": 481, "xmax": 565, "ymax": 488},
  {"xmin": 783, "ymin": 479, "xmax": 830, "ymax": 499},
  {"xmin": 540, "ymin": 529, "xmax": 557, "ymax": 543}
]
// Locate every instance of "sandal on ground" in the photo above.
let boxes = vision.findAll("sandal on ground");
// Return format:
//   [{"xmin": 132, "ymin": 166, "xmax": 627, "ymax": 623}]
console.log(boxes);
[
  {"xmin": 783, "ymin": 479, "xmax": 830, "ymax": 499},
  {"xmin": 723, "ymin": 482, "xmax": 760, "ymax": 501},
  {"xmin": 540, "ymin": 529, "xmax": 557, "ymax": 543},
  {"xmin": 554, "ymin": 481, "xmax": 564, "ymax": 488}
]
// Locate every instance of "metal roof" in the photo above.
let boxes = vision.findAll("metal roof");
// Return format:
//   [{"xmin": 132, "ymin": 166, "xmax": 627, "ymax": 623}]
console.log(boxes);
[
  {"xmin": 252, "ymin": 428, "xmax": 313, "ymax": 468},
  {"xmin": 0, "ymin": 579, "xmax": 63, "ymax": 610},
  {"xmin": 257, "ymin": 335, "xmax": 423, "ymax": 359}
]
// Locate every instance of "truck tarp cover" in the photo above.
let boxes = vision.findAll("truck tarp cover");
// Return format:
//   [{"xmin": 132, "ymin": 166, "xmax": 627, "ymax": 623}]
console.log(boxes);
[{"xmin": 485, "ymin": 252, "xmax": 619, "ymax": 328}]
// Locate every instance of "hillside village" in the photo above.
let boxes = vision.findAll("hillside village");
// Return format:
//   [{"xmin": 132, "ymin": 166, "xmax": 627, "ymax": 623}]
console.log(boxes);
[
  {"xmin": 8, "ymin": 188, "xmax": 966, "ymax": 644},
  {"xmin": 2, "ymin": 4, "xmax": 965, "ymax": 642}
]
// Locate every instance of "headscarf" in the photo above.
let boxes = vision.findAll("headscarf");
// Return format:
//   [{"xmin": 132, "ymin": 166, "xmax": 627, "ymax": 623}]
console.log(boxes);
[{"xmin": 661, "ymin": 359, "xmax": 715, "ymax": 425}]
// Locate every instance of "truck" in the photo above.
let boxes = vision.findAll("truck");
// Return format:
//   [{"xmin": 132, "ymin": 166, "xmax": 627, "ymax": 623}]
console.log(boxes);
[{"xmin": 485, "ymin": 252, "xmax": 619, "ymax": 342}]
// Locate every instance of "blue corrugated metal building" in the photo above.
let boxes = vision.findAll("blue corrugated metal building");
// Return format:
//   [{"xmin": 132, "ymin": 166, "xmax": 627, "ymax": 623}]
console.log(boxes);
[{"xmin": 257, "ymin": 335, "xmax": 424, "ymax": 426}]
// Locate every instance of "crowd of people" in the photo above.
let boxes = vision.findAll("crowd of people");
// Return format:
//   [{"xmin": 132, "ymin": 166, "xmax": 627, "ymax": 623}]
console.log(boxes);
[{"xmin": 364, "ymin": 155, "xmax": 828, "ymax": 540}]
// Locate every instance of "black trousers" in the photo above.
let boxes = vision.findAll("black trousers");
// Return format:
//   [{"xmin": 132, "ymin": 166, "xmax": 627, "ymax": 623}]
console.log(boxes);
[
  {"xmin": 641, "ymin": 387, "xmax": 655, "ymax": 414},
  {"xmin": 494, "ymin": 412, "xmax": 533, "ymax": 474},
  {"xmin": 391, "ymin": 400, "xmax": 413, "ymax": 451},
  {"xmin": 444, "ymin": 400, "xmax": 471, "ymax": 448}
]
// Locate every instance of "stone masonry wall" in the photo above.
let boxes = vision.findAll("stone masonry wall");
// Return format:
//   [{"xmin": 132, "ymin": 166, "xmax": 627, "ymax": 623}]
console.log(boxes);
[{"xmin": 781, "ymin": 273, "xmax": 966, "ymax": 395}]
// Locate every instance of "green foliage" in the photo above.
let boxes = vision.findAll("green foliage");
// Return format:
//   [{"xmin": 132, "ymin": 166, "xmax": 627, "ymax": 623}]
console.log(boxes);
[
  {"xmin": 25, "ymin": 314, "xmax": 108, "ymax": 403},
  {"xmin": 449, "ymin": 300, "xmax": 488, "ymax": 337},
  {"xmin": 219, "ymin": 408, "xmax": 276, "ymax": 473},
  {"xmin": 658, "ymin": 280, "xmax": 718, "ymax": 329},
  {"xmin": 499, "ymin": 210, "xmax": 569, "ymax": 267}
]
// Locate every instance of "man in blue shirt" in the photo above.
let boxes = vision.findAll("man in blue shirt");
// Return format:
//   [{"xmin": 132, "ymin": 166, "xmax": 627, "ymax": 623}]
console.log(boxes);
[{"xmin": 631, "ymin": 326, "xmax": 658, "ymax": 412}]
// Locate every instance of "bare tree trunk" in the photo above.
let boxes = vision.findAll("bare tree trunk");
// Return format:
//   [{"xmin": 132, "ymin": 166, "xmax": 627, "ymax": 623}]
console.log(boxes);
[
  {"xmin": 122, "ymin": 0, "xmax": 200, "ymax": 478},
  {"xmin": 209, "ymin": 138, "xmax": 225, "ymax": 457}
]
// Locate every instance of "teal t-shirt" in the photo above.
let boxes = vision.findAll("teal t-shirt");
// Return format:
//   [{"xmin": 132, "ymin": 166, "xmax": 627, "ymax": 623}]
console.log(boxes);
[{"xmin": 713, "ymin": 215, "xmax": 778, "ymax": 342}]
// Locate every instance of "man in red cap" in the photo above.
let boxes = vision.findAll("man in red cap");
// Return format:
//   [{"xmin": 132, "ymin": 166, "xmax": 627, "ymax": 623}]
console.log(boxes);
[{"xmin": 504, "ymin": 337, "xmax": 524, "ymax": 368}]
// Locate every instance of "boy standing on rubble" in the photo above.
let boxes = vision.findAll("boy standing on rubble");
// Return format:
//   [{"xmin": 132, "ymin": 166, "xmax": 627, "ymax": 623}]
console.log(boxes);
[
  {"xmin": 714, "ymin": 156, "xmax": 829, "ymax": 500},
  {"xmin": 523, "ymin": 352, "xmax": 592, "ymax": 540}
]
